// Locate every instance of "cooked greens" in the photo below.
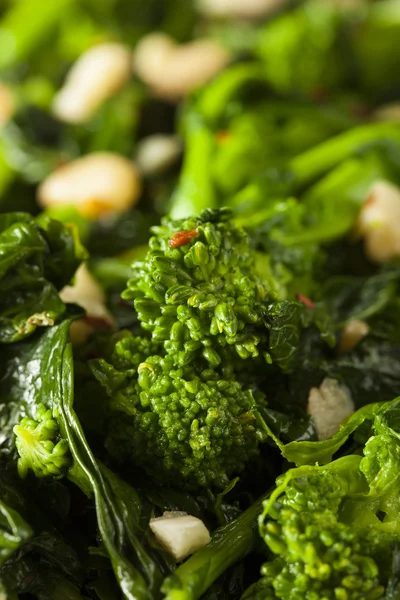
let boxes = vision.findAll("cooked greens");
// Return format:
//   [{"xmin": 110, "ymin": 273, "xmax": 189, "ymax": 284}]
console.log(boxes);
[{"xmin": 1, "ymin": 0, "xmax": 400, "ymax": 599}]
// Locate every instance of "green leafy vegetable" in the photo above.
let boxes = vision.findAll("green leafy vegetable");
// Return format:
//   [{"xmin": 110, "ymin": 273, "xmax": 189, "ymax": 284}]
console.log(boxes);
[
  {"xmin": 1, "ymin": 1, "xmax": 400, "ymax": 599},
  {"xmin": 13, "ymin": 404, "xmax": 70, "ymax": 479},
  {"xmin": 92, "ymin": 346, "xmax": 266, "ymax": 489},
  {"xmin": 0, "ymin": 500, "xmax": 32, "ymax": 568},
  {"xmin": 0, "ymin": 323, "xmax": 164, "ymax": 598},
  {"xmin": 162, "ymin": 490, "xmax": 270, "ymax": 600},
  {"xmin": 256, "ymin": 398, "xmax": 400, "ymax": 599},
  {"xmin": 123, "ymin": 208, "xmax": 270, "ymax": 366},
  {"xmin": 0, "ymin": 0, "xmax": 75, "ymax": 71},
  {"xmin": 0, "ymin": 212, "xmax": 85, "ymax": 342},
  {"xmin": 256, "ymin": 0, "xmax": 349, "ymax": 97}
]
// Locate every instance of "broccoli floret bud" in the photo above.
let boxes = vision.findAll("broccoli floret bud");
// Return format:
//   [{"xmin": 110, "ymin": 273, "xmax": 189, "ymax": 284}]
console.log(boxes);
[
  {"xmin": 13, "ymin": 404, "xmax": 70, "ymax": 479},
  {"xmin": 91, "ymin": 341, "xmax": 266, "ymax": 489},
  {"xmin": 262, "ymin": 509, "xmax": 384, "ymax": 599},
  {"xmin": 123, "ymin": 208, "xmax": 269, "ymax": 366},
  {"xmin": 108, "ymin": 331, "xmax": 161, "ymax": 371},
  {"xmin": 258, "ymin": 459, "xmax": 392, "ymax": 600},
  {"xmin": 242, "ymin": 578, "xmax": 280, "ymax": 600}
]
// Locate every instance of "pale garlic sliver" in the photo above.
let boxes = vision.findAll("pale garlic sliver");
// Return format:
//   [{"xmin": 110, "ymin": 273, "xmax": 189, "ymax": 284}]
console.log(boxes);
[
  {"xmin": 307, "ymin": 378, "xmax": 354, "ymax": 441},
  {"xmin": 37, "ymin": 152, "xmax": 141, "ymax": 219},
  {"xmin": 133, "ymin": 33, "xmax": 229, "ymax": 100},
  {"xmin": 53, "ymin": 43, "xmax": 132, "ymax": 123},
  {"xmin": 357, "ymin": 180, "xmax": 400, "ymax": 263},
  {"xmin": 150, "ymin": 511, "xmax": 211, "ymax": 562}
]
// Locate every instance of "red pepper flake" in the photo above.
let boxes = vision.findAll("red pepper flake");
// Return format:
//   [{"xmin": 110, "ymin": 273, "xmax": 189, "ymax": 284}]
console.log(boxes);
[
  {"xmin": 310, "ymin": 87, "xmax": 329, "ymax": 103},
  {"xmin": 84, "ymin": 316, "xmax": 114, "ymax": 330},
  {"xmin": 87, "ymin": 351, "xmax": 104, "ymax": 360},
  {"xmin": 350, "ymin": 102, "xmax": 370, "ymax": 120},
  {"xmin": 117, "ymin": 297, "xmax": 131, "ymax": 307},
  {"xmin": 169, "ymin": 228, "xmax": 199, "ymax": 248},
  {"xmin": 215, "ymin": 130, "xmax": 231, "ymax": 144},
  {"xmin": 296, "ymin": 293, "xmax": 315, "ymax": 310},
  {"xmin": 363, "ymin": 191, "xmax": 376, "ymax": 208}
]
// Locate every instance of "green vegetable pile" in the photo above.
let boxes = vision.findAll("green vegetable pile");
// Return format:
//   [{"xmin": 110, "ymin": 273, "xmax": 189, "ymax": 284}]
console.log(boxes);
[{"xmin": 1, "ymin": 0, "xmax": 400, "ymax": 599}]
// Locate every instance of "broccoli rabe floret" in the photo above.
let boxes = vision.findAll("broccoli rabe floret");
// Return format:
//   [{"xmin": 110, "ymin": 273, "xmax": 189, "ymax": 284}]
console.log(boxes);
[
  {"xmin": 13, "ymin": 404, "xmax": 70, "ymax": 479},
  {"xmin": 257, "ymin": 444, "xmax": 400, "ymax": 600},
  {"xmin": 91, "ymin": 338, "xmax": 266, "ymax": 489},
  {"xmin": 123, "ymin": 208, "xmax": 269, "ymax": 367},
  {"xmin": 262, "ymin": 506, "xmax": 385, "ymax": 599},
  {"xmin": 97, "ymin": 330, "xmax": 161, "ymax": 375}
]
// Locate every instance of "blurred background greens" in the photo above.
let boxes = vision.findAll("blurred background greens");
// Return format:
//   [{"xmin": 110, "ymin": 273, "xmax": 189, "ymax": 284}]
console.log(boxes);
[{"xmin": 0, "ymin": 0, "xmax": 399, "ymax": 261}]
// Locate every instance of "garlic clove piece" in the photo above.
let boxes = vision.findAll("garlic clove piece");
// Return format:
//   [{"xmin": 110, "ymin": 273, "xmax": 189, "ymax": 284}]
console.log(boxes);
[{"xmin": 149, "ymin": 511, "xmax": 211, "ymax": 562}]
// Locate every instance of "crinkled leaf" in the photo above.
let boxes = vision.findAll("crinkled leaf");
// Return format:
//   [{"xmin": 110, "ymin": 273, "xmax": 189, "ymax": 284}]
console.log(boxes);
[
  {"xmin": 2, "ymin": 323, "xmax": 162, "ymax": 599},
  {"xmin": 0, "ymin": 213, "xmax": 85, "ymax": 343},
  {"xmin": 321, "ymin": 269, "xmax": 400, "ymax": 327},
  {"xmin": 282, "ymin": 401, "xmax": 385, "ymax": 466}
]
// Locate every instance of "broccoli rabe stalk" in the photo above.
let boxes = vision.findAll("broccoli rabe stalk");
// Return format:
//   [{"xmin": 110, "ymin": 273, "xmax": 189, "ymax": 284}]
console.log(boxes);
[
  {"xmin": 169, "ymin": 116, "xmax": 217, "ymax": 220},
  {"xmin": 13, "ymin": 404, "xmax": 70, "ymax": 479},
  {"xmin": 91, "ymin": 209, "xmax": 323, "ymax": 488},
  {"xmin": 92, "ymin": 346, "xmax": 267, "ymax": 489},
  {"xmin": 255, "ymin": 0, "xmax": 400, "ymax": 101},
  {"xmin": 123, "ymin": 208, "xmax": 269, "ymax": 367},
  {"xmin": 256, "ymin": 399, "xmax": 400, "ymax": 599},
  {"xmin": 0, "ymin": 0, "xmax": 74, "ymax": 71},
  {"xmin": 290, "ymin": 122, "xmax": 400, "ymax": 193},
  {"xmin": 255, "ymin": 0, "xmax": 347, "ymax": 97},
  {"xmin": 351, "ymin": 0, "xmax": 400, "ymax": 100},
  {"xmin": 229, "ymin": 122, "xmax": 400, "ymax": 226},
  {"xmin": 161, "ymin": 490, "xmax": 270, "ymax": 600}
]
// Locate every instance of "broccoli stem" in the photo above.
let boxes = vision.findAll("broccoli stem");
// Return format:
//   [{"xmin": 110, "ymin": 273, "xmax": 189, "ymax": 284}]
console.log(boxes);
[
  {"xmin": 161, "ymin": 490, "xmax": 271, "ymax": 600},
  {"xmin": 169, "ymin": 116, "xmax": 217, "ymax": 220},
  {"xmin": 0, "ymin": 0, "xmax": 74, "ymax": 70},
  {"xmin": 195, "ymin": 63, "xmax": 266, "ymax": 126},
  {"xmin": 228, "ymin": 122, "xmax": 400, "ymax": 224},
  {"xmin": 290, "ymin": 122, "xmax": 400, "ymax": 191},
  {"xmin": 90, "ymin": 257, "xmax": 136, "ymax": 290},
  {"xmin": 0, "ymin": 141, "xmax": 14, "ymax": 196}
]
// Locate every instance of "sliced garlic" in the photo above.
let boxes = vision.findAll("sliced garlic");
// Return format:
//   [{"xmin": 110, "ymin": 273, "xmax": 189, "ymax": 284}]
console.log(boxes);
[
  {"xmin": 133, "ymin": 33, "xmax": 229, "ymax": 100},
  {"xmin": 307, "ymin": 378, "xmax": 354, "ymax": 441},
  {"xmin": 53, "ymin": 43, "xmax": 132, "ymax": 123},
  {"xmin": 338, "ymin": 319, "xmax": 369, "ymax": 354},
  {"xmin": 357, "ymin": 180, "xmax": 400, "ymax": 263},
  {"xmin": 149, "ymin": 511, "xmax": 211, "ymax": 562},
  {"xmin": 136, "ymin": 134, "xmax": 182, "ymax": 177},
  {"xmin": 373, "ymin": 103, "xmax": 400, "ymax": 122},
  {"xmin": 0, "ymin": 82, "xmax": 14, "ymax": 126},
  {"xmin": 60, "ymin": 264, "xmax": 115, "ymax": 343},
  {"xmin": 37, "ymin": 152, "xmax": 141, "ymax": 219},
  {"xmin": 197, "ymin": 0, "xmax": 287, "ymax": 19}
]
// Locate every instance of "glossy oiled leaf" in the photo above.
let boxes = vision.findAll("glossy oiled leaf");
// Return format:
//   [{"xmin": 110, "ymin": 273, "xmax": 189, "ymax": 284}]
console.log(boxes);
[
  {"xmin": 0, "ymin": 500, "xmax": 32, "ymax": 567},
  {"xmin": 0, "ymin": 213, "xmax": 85, "ymax": 343},
  {"xmin": 0, "ymin": 323, "xmax": 162, "ymax": 599},
  {"xmin": 267, "ymin": 301, "xmax": 306, "ymax": 370},
  {"xmin": 281, "ymin": 401, "xmax": 382, "ymax": 466},
  {"xmin": 0, "ymin": 463, "xmax": 84, "ymax": 597},
  {"xmin": 321, "ymin": 269, "xmax": 400, "ymax": 327}
]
